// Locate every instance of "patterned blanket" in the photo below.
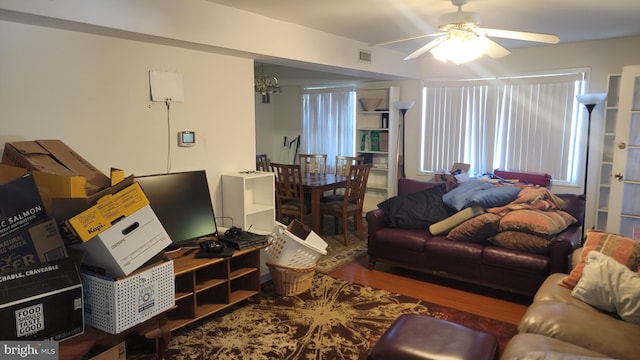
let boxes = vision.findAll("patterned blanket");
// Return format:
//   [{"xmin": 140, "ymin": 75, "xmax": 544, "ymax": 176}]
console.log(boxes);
[{"xmin": 488, "ymin": 186, "xmax": 565, "ymax": 215}]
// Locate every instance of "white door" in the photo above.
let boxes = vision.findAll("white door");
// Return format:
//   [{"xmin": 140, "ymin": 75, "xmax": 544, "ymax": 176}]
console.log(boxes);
[{"xmin": 607, "ymin": 65, "xmax": 640, "ymax": 238}]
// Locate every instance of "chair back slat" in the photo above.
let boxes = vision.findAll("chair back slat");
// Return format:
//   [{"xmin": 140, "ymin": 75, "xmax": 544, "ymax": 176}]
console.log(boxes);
[
  {"xmin": 299, "ymin": 154, "xmax": 327, "ymax": 174},
  {"xmin": 256, "ymin": 154, "xmax": 269, "ymax": 171},
  {"xmin": 335, "ymin": 155, "xmax": 364, "ymax": 176},
  {"xmin": 270, "ymin": 162, "xmax": 305, "ymax": 222},
  {"xmin": 344, "ymin": 164, "xmax": 371, "ymax": 207}
]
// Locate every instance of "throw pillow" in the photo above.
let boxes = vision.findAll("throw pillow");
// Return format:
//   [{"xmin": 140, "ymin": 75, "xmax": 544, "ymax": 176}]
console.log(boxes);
[
  {"xmin": 467, "ymin": 185, "xmax": 521, "ymax": 209},
  {"xmin": 561, "ymin": 230, "xmax": 640, "ymax": 289},
  {"xmin": 442, "ymin": 180, "xmax": 494, "ymax": 211},
  {"xmin": 443, "ymin": 180, "xmax": 520, "ymax": 211},
  {"xmin": 377, "ymin": 184, "xmax": 451, "ymax": 228},
  {"xmin": 489, "ymin": 231, "xmax": 552, "ymax": 254},
  {"xmin": 428, "ymin": 206, "xmax": 485, "ymax": 235},
  {"xmin": 571, "ymin": 251, "xmax": 640, "ymax": 325},
  {"xmin": 499, "ymin": 209, "xmax": 577, "ymax": 237},
  {"xmin": 446, "ymin": 213, "xmax": 501, "ymax": 243}
]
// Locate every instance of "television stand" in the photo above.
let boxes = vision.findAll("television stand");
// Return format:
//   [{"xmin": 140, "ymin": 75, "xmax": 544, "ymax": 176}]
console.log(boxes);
[{"xmin": 164, "ymin": 246, "xmax": 262, "ymax": 332}]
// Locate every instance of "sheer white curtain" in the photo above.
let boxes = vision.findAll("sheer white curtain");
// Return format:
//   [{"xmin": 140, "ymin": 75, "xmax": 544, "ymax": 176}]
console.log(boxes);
[
  {"xmin": 421, "ymin": 70, "xmax": 586, "ymax": 184},
  {"xmin": 301, "ymin": 88, "xmax": 356, "ymax": 172}
]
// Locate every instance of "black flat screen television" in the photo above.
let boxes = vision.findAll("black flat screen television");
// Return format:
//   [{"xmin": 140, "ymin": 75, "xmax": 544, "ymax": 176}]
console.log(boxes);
[{"xmin": 136, "ymin": 170, "xmax": 218, "ymax": 250}]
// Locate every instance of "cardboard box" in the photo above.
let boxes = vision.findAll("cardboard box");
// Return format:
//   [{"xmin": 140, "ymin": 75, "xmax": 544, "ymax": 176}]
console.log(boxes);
[
  {"xmin": 60, "ymin": 182, "xmax": 149, "ymax": 243},
  {"xmin": 0, "ymin": 173, "xmax": 49, "ymax": 239},
  {"xmin": 2, "ymin": 140, "xmax": 111, "ymax": 195},
  {"xmin": 0, "ymin": 163, "xmax": 127, "ymax": 220},
  {"xmin": 0, "ymin": 219, "xmax": 68, "ymax": 272},
  {"xmin": 0, "ymin": 258, "xmax": 84, "ymax": 341},
  {"xmin": 80, "ymin": 260, "xmax": 175, "ymax": 334},
  {"xmin": 433, "ymin": 163, "xmax": 471, "ymax": 182},
  {"xmin": 69, "ymin": 205, "xmax": 172, "ymax": 277},
  {"xmin": 49, "ymin": 175, "xmax": 134, "ymax": 225},
  {"xmin": 89, "ymin": 342, "xmax": 126, "ymax": 360}
]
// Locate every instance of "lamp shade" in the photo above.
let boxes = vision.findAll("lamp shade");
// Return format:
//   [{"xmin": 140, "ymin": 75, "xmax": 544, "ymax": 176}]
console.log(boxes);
[
  {"xmin": 394, "ymin": 101, "xmax": 415, "ymax": 110},
  {"xmin": 576, "ymin": 93, "xmax": 607, "ymax": 106}
]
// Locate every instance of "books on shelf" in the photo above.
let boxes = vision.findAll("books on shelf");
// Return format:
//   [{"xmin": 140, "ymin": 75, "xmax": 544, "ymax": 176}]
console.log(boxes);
[
  {"xmin": 371, "ymin": 131, "xmax": 380, "ymax": 151},
  {"xmin": 360, "ymin": 131, "xmax": 370, "ymax": 151},
  {"xmin": 360, "ymin": 130, "xmax": 387, "ymax": 152}
]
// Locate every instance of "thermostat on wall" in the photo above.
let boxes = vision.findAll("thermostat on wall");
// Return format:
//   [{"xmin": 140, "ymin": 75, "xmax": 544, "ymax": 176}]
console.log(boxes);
[{"xmin": 178, "ymin": 131, "xmax": 195, "ymax": 147}]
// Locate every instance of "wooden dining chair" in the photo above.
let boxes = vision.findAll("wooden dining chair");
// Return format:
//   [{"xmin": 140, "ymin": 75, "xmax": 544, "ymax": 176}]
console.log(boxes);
[
  {"xmin": 299, "ymin": 154, "xmax": 328, "ymax": 174},
  {"xmin": 256, "ymin": 154, "xmax": 269, "ymax": 171},
  {"xmin": 270, "ymin": 162, "xmax": 308, "ymax": 224},
  {"xmin": 322, "ymin": 155, "xmax": 365, "ymax": 201},
  {"xmin": 334, "ymin": 155, "xmax": 364, "ymax": 176},
  {"xmin": 319, "ymin": 163, "xmax": 371, "ymax": 245}
]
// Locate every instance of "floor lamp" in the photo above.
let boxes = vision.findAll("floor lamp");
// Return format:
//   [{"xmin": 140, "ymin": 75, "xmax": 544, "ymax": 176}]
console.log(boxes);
[
  {"xmin": 576, "ymin": 92, "xmax": 608, "ymax": 243},
  {"xmin": 394, "ymin": 101, "xmax": 415, "ymax": 178}
]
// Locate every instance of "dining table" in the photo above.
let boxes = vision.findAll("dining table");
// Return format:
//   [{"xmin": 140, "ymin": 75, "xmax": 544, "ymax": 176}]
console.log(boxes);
[{"xmin": 301, "ymin": 173, "xmax": 349, "ymax": 234}]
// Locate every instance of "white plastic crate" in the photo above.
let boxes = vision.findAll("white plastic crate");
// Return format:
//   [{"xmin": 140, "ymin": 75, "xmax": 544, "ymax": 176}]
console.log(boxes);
[
  {"xmin": 263, "ymin": 221, "xmax": 328, "ymax": 267},
  {"xmin": 80, "ymin": 259, "xmax": 175, "ymax": 334}
]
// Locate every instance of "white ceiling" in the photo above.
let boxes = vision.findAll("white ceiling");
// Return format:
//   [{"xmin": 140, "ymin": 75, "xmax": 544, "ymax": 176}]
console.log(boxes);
[
  {"xmin": 209, "ymin": 0, "xmax": 640, "ymax": 84},
  {"xmin": 209, "ymin": 0, "xmax": 640, "ymax": 54}
]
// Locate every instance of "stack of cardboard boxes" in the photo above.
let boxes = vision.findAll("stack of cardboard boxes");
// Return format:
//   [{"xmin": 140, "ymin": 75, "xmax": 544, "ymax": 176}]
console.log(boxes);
[{"xmin": 0, "ymin": 140, "xmax": 175, "ymax": 348}]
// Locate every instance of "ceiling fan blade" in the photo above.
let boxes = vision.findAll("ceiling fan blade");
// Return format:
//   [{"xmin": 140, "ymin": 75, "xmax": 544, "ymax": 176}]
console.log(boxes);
[
  {"xmin": 370, "ymin": 32, "xmax": 445, "ymax": 47},
  {"xmin": 480, "ymin": 28, "xmax": 560, "ymax": 44},
  {"xmin": 403, "ymin": 36, "xmax": 447, "ymax": 60},
  {"xmin": 481, "ymin": 37, "xmax": 511, "ymax": 58}
]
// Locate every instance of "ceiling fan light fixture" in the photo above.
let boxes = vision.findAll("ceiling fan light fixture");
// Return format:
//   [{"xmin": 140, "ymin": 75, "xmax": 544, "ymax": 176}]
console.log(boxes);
[
  {"xmin": 438, "ymin": 11, "xmax": 480, "ymax": 30},
  {"xmin": 374, "ymin": 0, "xmax": 558, "ymax": 63},
  {"xmin": 430, "ymin": 31, "xmax": 488, "ymax": 65}
]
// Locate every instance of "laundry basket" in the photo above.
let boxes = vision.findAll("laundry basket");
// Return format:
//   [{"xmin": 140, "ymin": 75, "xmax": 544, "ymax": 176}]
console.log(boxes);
[
  {"xmin": 267, "ymin": 262, "xmax": 317, "ymax": 296},
  {"xmin": 263, "ymin": 221, "xmax": 328, "ymax": 268}
]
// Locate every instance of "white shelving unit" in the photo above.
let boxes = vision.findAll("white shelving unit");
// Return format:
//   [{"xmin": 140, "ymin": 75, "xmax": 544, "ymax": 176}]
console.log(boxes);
[
  {"xmin": 221, "ymin": 172, "xmax": 275, "ymax": 234},
  {"xmin": 595, "ymin": 74, "xmax": 621, "ymax": 230},
  {"xmin": 356, "ymin": 86, "xmax": 399, "ymax": 212}
]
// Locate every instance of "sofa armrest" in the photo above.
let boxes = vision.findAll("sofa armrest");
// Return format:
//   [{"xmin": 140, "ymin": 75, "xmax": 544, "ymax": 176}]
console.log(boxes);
[
  {"xmin": 518, "ymin": 301, "xmax": 640, "ymax": 360},
  {"xmin": 366, "ymin": 209, "xmax": 386, "ymax": 236},
  {"xmin": 366, "ymin": 209, "xmax": 387, "ymax": 262},
  {"xmin": 548, "ymin": 225, "xmax": 581, "ymax": 274}
]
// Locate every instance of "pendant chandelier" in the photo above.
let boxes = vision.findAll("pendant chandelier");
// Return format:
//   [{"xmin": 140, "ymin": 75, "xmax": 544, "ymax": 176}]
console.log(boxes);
[{"xmin": 254, "ymin": 65, "xmax": 281, "ymax": 104}]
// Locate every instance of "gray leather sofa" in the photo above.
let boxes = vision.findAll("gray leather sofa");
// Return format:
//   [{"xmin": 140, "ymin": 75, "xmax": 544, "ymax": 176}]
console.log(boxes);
[{"xmin": 502, "ymin": 273, "xmax": 640, "ymax": 360}]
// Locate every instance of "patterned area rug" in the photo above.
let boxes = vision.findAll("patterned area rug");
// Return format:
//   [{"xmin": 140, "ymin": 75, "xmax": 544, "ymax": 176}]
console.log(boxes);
[
  {"xmin": 163, "ymin": 274, "xmax": 517, "ymax": 359},
  {"xmin": 314, "ymin": 216, "xmax": 368, "ymax": 274}
]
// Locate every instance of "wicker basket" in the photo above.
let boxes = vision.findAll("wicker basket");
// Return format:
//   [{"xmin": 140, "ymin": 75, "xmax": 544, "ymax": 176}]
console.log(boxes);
[{"xmin": 267, "ymin": 262, "xmax": 316, "ymax": 296}]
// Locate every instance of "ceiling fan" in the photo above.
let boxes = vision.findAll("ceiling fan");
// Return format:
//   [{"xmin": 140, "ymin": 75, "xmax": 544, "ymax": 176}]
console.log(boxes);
[{"xmin": 372, "ymin": 0, "xmax": 560, "ymax": 62}]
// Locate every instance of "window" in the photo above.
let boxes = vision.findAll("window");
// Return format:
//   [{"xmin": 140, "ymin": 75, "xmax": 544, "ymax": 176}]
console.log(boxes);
[
  {"xmin": 301, "ymin": 88, "xmax": 356, "ymax": 172},
  {"xmin": 420, "ymin": 70, "xmax": 587, "ymax": 184}
]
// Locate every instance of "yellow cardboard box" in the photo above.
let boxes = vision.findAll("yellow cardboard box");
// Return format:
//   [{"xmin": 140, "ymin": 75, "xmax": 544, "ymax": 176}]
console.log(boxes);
[
  {"xmin": 0, "ymin": 163, "xmax": 126, "ymax": 220},
  {"xmin": 60, "ymin": 182, "xmax": 149, "ymax": 243},
  {"xmin": 2, "ymin": 140, "xmax": 111, "ymax": 194}
]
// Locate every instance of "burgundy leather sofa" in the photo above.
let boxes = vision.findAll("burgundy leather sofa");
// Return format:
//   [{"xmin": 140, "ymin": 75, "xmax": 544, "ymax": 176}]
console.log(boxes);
[{"xmin": 366, "ymin": 178, "xmax": 585, "ymax": 297}]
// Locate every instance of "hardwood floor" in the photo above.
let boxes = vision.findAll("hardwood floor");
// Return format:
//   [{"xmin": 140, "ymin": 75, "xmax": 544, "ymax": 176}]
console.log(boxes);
[{"xmin": 329, "ymin": 256, "xmax": 529, "ymax": 325}]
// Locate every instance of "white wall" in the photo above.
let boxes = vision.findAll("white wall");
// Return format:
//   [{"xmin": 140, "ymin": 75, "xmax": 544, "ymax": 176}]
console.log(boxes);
[
  {"xmin": 0, "ymin": 20, "xmax": 255, "ymax": 215},
  {"xmin": 255, "ymin": 86, "xmax": 303, "ymax": 165},
  {"xmin": 0, "ymin": 0, "xmax": 415, "ymax": 219}
]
